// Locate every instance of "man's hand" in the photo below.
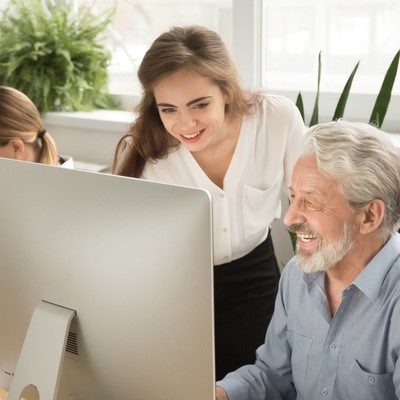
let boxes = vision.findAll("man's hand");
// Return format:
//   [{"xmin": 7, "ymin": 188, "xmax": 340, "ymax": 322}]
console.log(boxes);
[{"xmin": 216, "ymin": 386, "xmax": 229, "ymax": 400}]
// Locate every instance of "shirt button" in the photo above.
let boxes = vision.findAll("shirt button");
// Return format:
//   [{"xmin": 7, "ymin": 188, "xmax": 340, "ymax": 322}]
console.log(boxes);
[
  {"xmin": 224, "ymin": 256, "xmax": 230, "ymax": 259},
  {"xmin": 223, "ymin": 227, "xmax": 228, "ymax": 232},
  {"xmin": 329, "ymin": 343, "xmax": 335, "ymax": 351},
  {"xmin": 321, "ymin": 388, "xmax": 328, "ymax": 396},
  {"xmin": 368, "ymin": 376, "xmax": 375, "ymax": 384},
  {"xmin": 219, "ymin": 193, "xmax": 225, "ymax": 198}
]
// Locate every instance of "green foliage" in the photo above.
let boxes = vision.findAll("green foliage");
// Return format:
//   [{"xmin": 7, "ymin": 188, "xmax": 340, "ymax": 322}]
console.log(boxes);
[
  {"xmin": 332, "ymin": 61, "xmax": 360, "ymax": 122},
  {"xmin": 296, "ymin": 50, "xmax": 399, "ymax": 128},
  {"xmin": 309, "ymin": 51, "xmax": 322, "ymax": 127},
  {"xmin": 370, "ymin": 50, "xmax": 400, "ymax": 128},
  {"xmin": 295, "ymin": 92, "xmax": 305, "ymax": 122},
  {"xmin": 0, "ymin": 0, "xmax": 119, "ymax": 113}
]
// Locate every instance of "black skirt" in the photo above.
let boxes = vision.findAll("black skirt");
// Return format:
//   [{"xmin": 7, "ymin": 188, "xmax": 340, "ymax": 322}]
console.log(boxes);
[{"xmin": 213, "ymin": 234, "xmax": 280, "ymax": 380}]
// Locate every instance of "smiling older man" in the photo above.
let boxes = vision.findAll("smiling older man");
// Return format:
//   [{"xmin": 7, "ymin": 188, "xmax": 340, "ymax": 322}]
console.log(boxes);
[{"xmin": 216, "ymin": 120, "xmax": 400, "ymax": 400}]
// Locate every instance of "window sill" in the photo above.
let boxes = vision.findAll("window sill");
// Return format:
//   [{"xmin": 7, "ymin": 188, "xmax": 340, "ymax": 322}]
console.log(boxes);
[
  {"xmin": 43, "ymin": 109, "xmax": 135, "ymax": 132},
  {"xmin": 42, "ymin": 104, "xmax": 400, "ymax": 172},
  {"xmin": 268, "ymin": 89, "xmax": 400, "ymax": 135},
  {"xmin": 42, "ymin": 110, "xmax": 135, "ymax": 169}
]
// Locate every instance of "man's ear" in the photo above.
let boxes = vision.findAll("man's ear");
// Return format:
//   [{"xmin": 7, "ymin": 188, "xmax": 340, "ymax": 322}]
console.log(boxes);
[
  {"xmin": 358, "ymin": 199, "xmax": 385, "ymax": 234},
  {"xmin": 8, "ymin": 139, "xmax": 26, "ymax": 159}
]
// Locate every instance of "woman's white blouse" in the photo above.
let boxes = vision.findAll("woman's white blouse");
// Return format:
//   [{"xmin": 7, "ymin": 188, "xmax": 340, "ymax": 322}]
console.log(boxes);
[
  {"xmin": 59, "ymin": 155, "xmax": 74, "ymax": 169},
  {"xmin": 143, "ymin": 94, "xmax": 305, "ymax": 265}
]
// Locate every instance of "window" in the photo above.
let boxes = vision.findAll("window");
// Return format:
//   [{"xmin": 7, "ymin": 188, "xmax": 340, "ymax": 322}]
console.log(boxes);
[
  {"xmin": 75, "ymin": 0, "xmax": 233, "ymax": 97},
  {"xmin": 2, "ymin": 0, "xmax": 399, "ymax": 132},
  {"xmin": 258, "ymin": 0, "xmax": 400, "ymax": 132},
  {"xmin": 262, "ymin": 0, "xmax": 400, "ymax": 95}
]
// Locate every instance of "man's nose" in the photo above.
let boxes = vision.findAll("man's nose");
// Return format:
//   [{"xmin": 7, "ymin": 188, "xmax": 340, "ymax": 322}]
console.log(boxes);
[{"xmin": 283, "ymin": 200, "xmax": 306, "ymax": 227}]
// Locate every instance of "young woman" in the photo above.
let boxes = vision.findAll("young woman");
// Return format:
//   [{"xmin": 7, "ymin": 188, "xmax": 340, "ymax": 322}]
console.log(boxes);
[
  {"xmin": 0, "ymin": 86, "xmax": 73, "ymax": 167},
  {"xmin": 113, "ymin": 25, "xmax": 306, "ymax": 380}
]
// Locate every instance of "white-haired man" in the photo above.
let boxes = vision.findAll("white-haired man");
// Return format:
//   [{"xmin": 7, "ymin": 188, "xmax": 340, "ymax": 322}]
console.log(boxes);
[{"xmin": 217, "ymin": 120, "xmax": 400, "ymax": 400}]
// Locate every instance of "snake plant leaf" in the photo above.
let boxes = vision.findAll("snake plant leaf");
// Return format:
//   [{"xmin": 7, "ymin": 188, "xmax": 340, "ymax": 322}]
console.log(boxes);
[
  {"xmin": 295, "ymin": 92, "xmax": 305, "ymax": 122},
  {"xmin": 309, "ymin": 51, "xmax": 322, "ymax": 127},
  {"xmin": 290, "ymin": 91, "xmax": 304, "ymax": 252},
  {"xmin": 333, "ymin": 61, "xmax": 360, "ymax": 121},
  {"xmin": 369, "ymin": 49, "xmax": 400, "ymax": 128}
]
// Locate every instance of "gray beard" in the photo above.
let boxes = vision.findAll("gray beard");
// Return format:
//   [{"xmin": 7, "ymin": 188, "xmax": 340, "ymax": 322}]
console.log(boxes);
[{"xmin": 295, "ymin": 222, "xmax": 355, "ymax": 274}]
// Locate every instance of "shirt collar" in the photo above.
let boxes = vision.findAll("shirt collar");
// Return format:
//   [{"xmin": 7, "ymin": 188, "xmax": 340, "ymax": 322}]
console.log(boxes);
[
  {"xmin": 302, "ymin": 270, "xmax": 322, "ymax": 288},
  {"xmin": 353, "ymin": 233, "xmax": 400, "ymax": 300}
]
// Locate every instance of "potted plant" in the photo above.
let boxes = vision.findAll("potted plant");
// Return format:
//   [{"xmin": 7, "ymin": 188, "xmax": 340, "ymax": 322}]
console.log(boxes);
[
  {"xmin": 296, "ymin": 50, "xmax": 400, "ymax": 129},
  {"xmin": 0, "ymin": 0, "xmax": 118, "ymax": 113}
]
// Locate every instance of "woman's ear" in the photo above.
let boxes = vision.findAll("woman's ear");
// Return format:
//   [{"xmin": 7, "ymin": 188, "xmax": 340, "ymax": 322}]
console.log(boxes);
[
  {"xmin": 8, "ymin": 139, "xmax": 26, "ymax": 159},
  {"xmin": 359, "ymin": 199, "xmax": 385, "ymax": 234}
]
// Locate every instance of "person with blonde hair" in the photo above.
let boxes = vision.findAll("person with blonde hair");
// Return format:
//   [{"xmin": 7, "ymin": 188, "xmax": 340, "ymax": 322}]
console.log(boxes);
[
  {"xmin": 113, "ymin": 25, "xmax": 305, "ymax": 380},
  {"xmin": 0, "ymin": 86, "xmax": 73, "ymax": 167}
]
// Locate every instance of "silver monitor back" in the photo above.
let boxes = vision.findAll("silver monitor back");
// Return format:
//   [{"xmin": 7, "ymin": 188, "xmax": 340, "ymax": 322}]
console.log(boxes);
[{"xmin": 0, "ymin": 157, "xmax": 214, "ymax": 400}]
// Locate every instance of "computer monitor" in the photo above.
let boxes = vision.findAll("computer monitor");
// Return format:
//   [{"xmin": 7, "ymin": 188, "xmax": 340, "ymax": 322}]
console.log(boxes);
[{"xmin": 0, "ymin": 157, "xmax": 215, "ymax": 400}]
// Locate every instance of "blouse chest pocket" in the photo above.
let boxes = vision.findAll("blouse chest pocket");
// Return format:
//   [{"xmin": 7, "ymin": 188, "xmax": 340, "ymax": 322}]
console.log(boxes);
[{"xmin": 243, "ymin": 171, "xmax": 284, "ymax": 238}]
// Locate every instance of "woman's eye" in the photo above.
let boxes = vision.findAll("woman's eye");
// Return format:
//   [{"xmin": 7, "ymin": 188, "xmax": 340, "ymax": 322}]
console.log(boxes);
[
  {"xmin": 193, "ymin": 102, "xmax": 209, "ymax": 109},
  {"xmin": 160, "ymin": 107, "xmax": 175, "ymax": 114}
]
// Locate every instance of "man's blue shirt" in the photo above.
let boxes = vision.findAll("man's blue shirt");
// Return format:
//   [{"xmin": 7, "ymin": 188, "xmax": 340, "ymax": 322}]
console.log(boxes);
[{"xmin": 218, "ymin": 233, "xmax": 400, "ymax": 399}]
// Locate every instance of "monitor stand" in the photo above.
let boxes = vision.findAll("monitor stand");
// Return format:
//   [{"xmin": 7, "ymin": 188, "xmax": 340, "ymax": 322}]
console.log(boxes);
[{"xmin": 8, "ymin": 301, "xmax": 75, "ymax": 400}]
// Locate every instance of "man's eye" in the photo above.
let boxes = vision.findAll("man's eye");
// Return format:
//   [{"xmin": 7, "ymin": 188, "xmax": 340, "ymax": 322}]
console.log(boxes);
[{"xmin": 304, "ymin": 199, "xmax": 322, "ymax": 210}]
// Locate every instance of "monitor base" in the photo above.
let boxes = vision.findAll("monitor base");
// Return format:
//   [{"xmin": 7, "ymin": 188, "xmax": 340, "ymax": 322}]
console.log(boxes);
[{"xmin": 8, "ymin": 301, "xmax": 75, "ymax": 400}]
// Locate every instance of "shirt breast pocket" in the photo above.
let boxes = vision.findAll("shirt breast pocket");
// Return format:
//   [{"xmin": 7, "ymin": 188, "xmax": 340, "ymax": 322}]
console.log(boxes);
[
  {"xmin": 348, "ymin": 359, "xmax": 395, "ymax": 399},
  {"xmin": 243, "ymin": 171, "xmax": 283, "ymax": 238}
]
